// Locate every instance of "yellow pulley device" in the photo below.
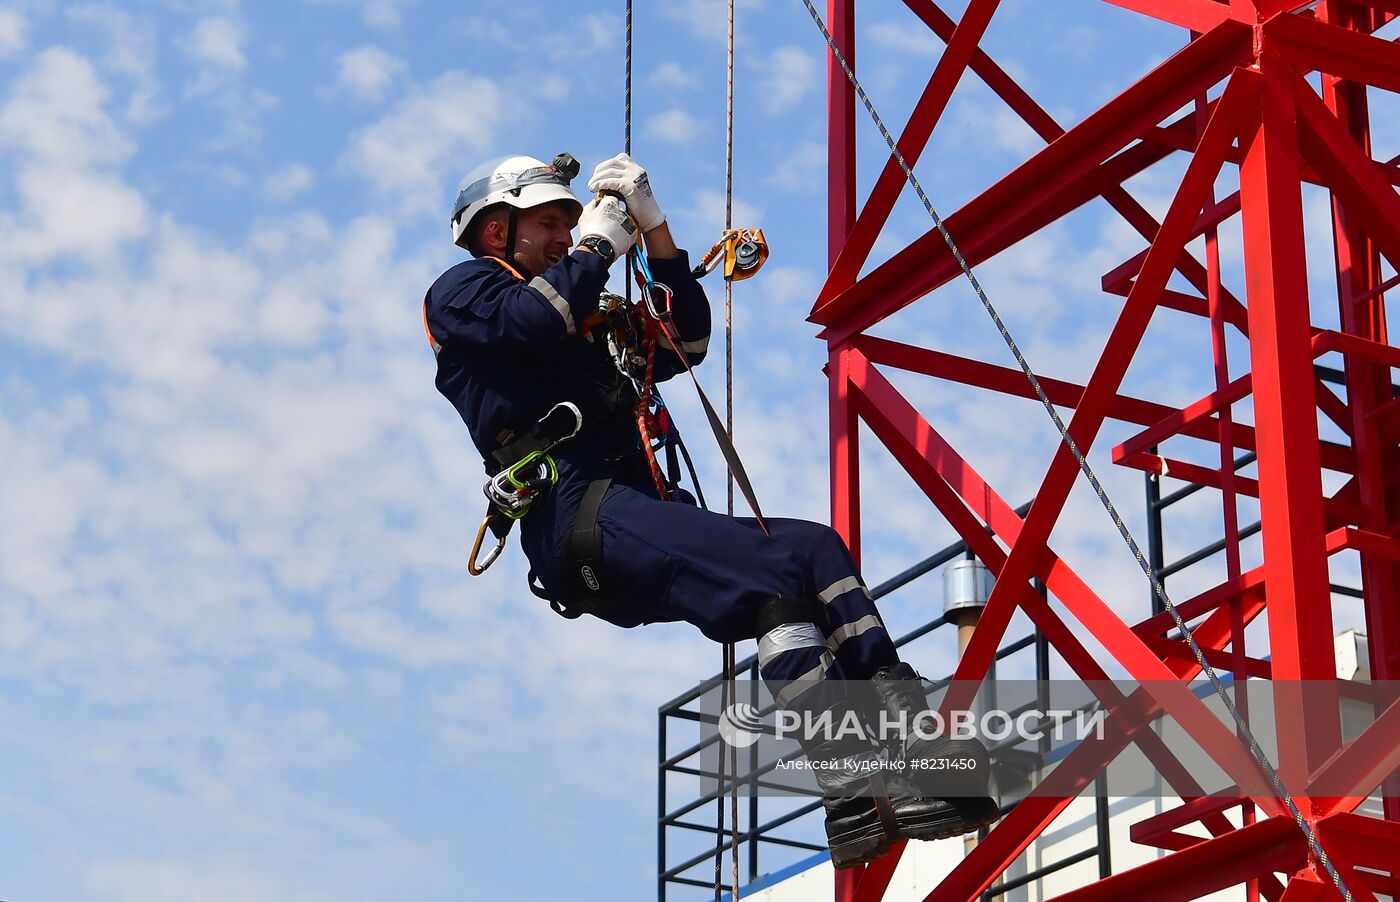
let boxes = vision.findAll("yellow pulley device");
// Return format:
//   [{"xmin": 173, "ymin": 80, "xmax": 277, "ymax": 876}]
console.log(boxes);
[{"xmin": 693, "ymin": 228, "xmax": 769, "ymax": 282}]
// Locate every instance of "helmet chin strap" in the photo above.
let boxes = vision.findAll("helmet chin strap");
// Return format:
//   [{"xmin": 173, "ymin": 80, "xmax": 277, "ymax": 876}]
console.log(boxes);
[{"xmin": 503, "ymin": 207, "xmax": 526, "ymax": 276}]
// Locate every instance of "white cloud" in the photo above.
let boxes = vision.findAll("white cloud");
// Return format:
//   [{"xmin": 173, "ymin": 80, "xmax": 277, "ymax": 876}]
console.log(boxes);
[
  {"xmin": 67, "ymin": 4, "xmax": 166, "ymax": 123},
  {"xmin": 344, "ymin": 71, "xmax": 504, "ymax": 215},
  {"xmin": 304, "ymin": 0, "xmax": 410, "ymax": 29},
  {"xmin": 661, "ymin": 0, "xmax": 764, "ymax": 43},
  {"xmin": 334, "ymin": 44, "xmax": 404, "ymax": 102},
  {"xmin": 183, "ymin": 17, "xmax": 246, "ymax": 71},
  {"xmin": 580, "ymin": 13, "xmax": 615, "ymax": 53},
  {"xmin": 644, "ymin": 107, "xmax": 703, "ymax": 145},
  {"xmin": 0, "ymin": 48, "xmax": 148, "ymax": 264},
  {"xmin": 768, "ymin": 138, "xmax": 824, "ymax": 193},
  {"xmin": 678, "ymin": 187, "xmax": 763, "ymax": 236},
  {"xmin": 650, "ymin": 61, "xmax": 698, "ymax": 92},
  {"xmin": 952, "ymin": 97, "xmax": 1041, "ymax": 157},
  {"xmin": 0, "ymin": 6, "xmax": 26, "ymax": 58},
  {"xmin": 757, "ymin": 45, "xmax": 816, "ymax": 114},
  {"xmin": 867, "ymin": 20, "xmax": 941, "ymax": 56},
  {"xmin": 264, "ymin": 163, "xmax": 314, "ymax": 201},
  {"xmin": 531, "ymin": 73, "xmax": 569, "ymax": 102},
  {"xmin": 0, "ymin": 47, "xmax": 131, "ymax": 167}
]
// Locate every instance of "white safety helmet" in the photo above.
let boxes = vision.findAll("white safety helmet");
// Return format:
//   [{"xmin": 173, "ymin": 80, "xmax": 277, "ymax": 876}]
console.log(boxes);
[{"xmin": 450, "ymin": 154, "xmax": 583, "ymax": 250}]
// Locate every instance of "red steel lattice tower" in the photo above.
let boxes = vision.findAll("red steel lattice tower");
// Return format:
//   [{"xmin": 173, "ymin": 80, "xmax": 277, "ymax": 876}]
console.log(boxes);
[{"xmin": 816, "ymin": 1, "xmax": 1400, "ymax": 899}]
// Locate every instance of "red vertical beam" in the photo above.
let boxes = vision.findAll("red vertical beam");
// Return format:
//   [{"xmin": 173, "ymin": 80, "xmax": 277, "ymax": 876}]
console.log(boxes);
[
  {"xmin": 830, "ymin": 345, "xmax": 861, "ymax": 563},
  {"xmin": 1317, "ymin": 0, "xmax": 1400, "ymax": 843},
  {"xmin": 1196, "ymin": 60, "xmax": 1259, "ymax": 901},
  {"xmin": 827, "ymin": 0, "xmax": 856, "ymax": 269},
  {"xmin": 1237, "ymin": 52, "xmax": 1340, "ymax": 788},
  {"xmin": 1316, "ymin": 1, "xmax": 1400, "ymax": 682},
  {"xmin": 828, "ymin": 6, "xmax": 858, "ymax": 900}
]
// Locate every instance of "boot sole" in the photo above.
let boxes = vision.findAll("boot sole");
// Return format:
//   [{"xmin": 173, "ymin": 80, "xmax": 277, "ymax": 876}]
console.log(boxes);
[
  {"xmin": 826, "ymin": 816, "xmax": 893, "ymax": 869},
  {"xmin": 898, "ymin": 795, "xmax": 1001, "ymax": 842},
  {"xmin": 828, "ymin": 796, "xmax": 1002, "ymax": 866}
]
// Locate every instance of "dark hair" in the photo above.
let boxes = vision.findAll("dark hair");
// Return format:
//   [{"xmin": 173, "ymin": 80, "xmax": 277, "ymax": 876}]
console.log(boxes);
[{"xmin": 466, "ymin": 204, "xmax": 510, "ymax": 257}]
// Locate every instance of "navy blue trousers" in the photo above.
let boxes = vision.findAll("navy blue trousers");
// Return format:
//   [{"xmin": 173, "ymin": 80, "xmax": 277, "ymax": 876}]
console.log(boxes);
[{"xmin": 527, "ymin": 479, "xmax": 901, "ymax": 709}]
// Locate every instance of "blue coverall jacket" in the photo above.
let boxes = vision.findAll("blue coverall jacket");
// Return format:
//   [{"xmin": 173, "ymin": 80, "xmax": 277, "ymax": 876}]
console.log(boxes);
[{"xmin": 423, "ymin": 250, "xmax": 710, "ymax": 622}]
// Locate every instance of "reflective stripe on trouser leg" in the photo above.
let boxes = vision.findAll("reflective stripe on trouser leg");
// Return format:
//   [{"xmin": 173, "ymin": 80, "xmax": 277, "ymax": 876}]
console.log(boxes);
[
  {"xmin": 811, "ymin": 582, "xmax": 897, "ymax": 679},
  {"xmin": 758, "ymin": 622, "xmax": 845, "ymax": 712},
  {"xmin": 818, "ymin": 575, "xmax": 897, "ymax": 673},
  {"xmin": 758, "ymin": 519, "xmax": 898, "ymax": 676}
]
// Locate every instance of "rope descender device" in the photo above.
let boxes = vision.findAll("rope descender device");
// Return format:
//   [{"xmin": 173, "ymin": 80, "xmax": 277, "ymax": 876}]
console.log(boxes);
[
  {"xmin": 693, "ymin": 228, "xmax": 769, "ymax": 282},
  {"xmin": 468, "ymin": 402, "xmax": 583, "ymax": 576}
]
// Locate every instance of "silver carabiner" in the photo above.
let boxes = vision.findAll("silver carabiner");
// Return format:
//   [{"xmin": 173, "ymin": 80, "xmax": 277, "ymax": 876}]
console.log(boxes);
[{"xmin": 645, "ymin": 281, "xmax": 674, "ymax": 322}]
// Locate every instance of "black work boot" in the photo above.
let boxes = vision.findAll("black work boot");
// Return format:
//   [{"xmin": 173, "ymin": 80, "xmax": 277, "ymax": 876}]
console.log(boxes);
[
  {"xmin": 870, "ymin": 663, "xmax": 1000, "ymax": 828},
  {"xmin": 798, "ymin": 703, "xmax": 995, "ymax": 868}
]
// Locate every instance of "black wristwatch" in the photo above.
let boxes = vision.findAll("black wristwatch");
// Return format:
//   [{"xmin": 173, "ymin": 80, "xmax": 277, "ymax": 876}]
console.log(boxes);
[{"xmin": 579, "ymin": 235, "xmax": 616, "ymax": 265}]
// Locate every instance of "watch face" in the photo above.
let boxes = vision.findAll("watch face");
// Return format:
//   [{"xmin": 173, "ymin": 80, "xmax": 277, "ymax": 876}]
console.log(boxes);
[{"xmin": 593, "ymin": 237, "xmax": 614, "ymax": 260}]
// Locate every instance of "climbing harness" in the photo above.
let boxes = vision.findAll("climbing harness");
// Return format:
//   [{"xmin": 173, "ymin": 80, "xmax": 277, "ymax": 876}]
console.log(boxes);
[
  {"xmin": 796, "ymin": 2, "xmax": 1353, "ymax": 897},
  {"xmin": 693, "ymin": 227, "xmax": 770, "ymax": 282}
]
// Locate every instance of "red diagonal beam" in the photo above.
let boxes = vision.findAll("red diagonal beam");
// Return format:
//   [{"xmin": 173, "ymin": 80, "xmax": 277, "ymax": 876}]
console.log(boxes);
[
  {"xmin": 1117, "ymin": 451, "xmax": 1264, "ymax": 498},
  {"xmin": 868, "ymin": 5, "xmax": 1252, "ymax": 339},
  {"xmin": 1314, "ymin": 812, "xmax": 1400, "ymax": 870},
  {"xmin": 1294, "ymin": 79, "xmax": 1400, "ymax": 272},
  {"xmin": 1101, "ymin": 191, "xmax": 1243, "ymax": 293},
  {"xmin": 855, "ymin": 335, "xmax": 1231, "ymax": 440},
  {"xmin": 1115, "ymin": 373, "xmax": 1254, "ymax": 460},
  {"xmin": 1101, "ymin": 0, "xmax": 1242, "ymax": 30},
  {"xmin": 1133, "ymin": 565, "xmax": 1268, "ymax": 638},
  {"xmin": 1045, "ymin": 816, "xmax": 1306, "ymax": 902},
  {"xmin": 945, "ymin": 73, "xmax": 1256, "ymax": 704},
  {"xmin": 1308, "ymin": 687, "xmax": 1400, "ymax": 810},
  {"xmin": 814, "ymin": 123, "xmax": 1182, "ymax": 314},
  {"xmin": 823, "ymin": 0, "xmax": 1002, "ymax": 297},
  {"xmin": 848, "ymin": 836, "xmax": 905, "ymax": 902},
  {"xmin": 851, "ymin": 386, "xmax": 1282, "ymax": 896},
  {"xmin": 1312, "ymin": 330, "xmax": 1400, "ymax": 371},
  {"xmin": 810, "ymin": 20, "xmax": 1253, "ymax": 334},
  {"xmin": 1111, "ymin": 375, "xmax": 1354, "ymax": 473},
  {"xmin": 899, "ymin": 0, "xmax": 1060, "ymax": 139},
  {"xmin": 1265, "ymin": 11, "xmax": 1400, "ymax": 94},
  {"xmin": 851, "ymin": 335, "xmax": 1361, "ymax": 472},
  {"xmin": 1130, "ymin": 791, "xmax": 1255, "ymax": 850},
  {"xmin": 850, "ymin": 352, "xmax": 1284, "ymax": 810}
]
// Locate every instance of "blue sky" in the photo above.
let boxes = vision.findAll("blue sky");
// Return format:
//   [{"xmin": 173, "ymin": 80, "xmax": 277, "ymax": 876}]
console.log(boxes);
[{"xmin": 0, "ymin": 1, "xmax": 1389, "ymax": 899}]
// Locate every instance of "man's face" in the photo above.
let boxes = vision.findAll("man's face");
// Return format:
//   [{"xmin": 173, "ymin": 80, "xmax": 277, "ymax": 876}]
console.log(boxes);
[{"xmin": 511, "ymin": 201, "xmax": 579, "ymax": 276}]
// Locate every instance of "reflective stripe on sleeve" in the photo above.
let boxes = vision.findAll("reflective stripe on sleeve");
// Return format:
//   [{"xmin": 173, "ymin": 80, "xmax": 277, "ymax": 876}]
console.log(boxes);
[
  {"xmin": 529, "ymin": 275, "xmax": 576, "ymax": 335},
  {"xmin": 676, "ymin": 335, "xmax": 709, "ymax": 356}
]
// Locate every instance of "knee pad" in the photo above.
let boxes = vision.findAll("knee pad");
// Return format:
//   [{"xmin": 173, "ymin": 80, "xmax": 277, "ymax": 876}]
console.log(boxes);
[{"xmin": 755, "ymin": 595, "xmax": 828, "ymax": 638}]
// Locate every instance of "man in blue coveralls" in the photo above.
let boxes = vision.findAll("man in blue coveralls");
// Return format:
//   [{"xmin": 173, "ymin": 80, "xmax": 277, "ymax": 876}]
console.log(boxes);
[{"xmin": 422, "ymin": 152, "xmax": 997, "ymax": 867}]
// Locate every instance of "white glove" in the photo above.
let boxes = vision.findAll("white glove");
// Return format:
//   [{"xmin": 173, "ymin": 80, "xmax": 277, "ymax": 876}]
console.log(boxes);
[
  {"xmin": 576, "ymin": 196, "xmax": 638, "ymax": 263},
  {"xmin": 587, "ymin": 152, "xmax": 666, "ymax": 232}
]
